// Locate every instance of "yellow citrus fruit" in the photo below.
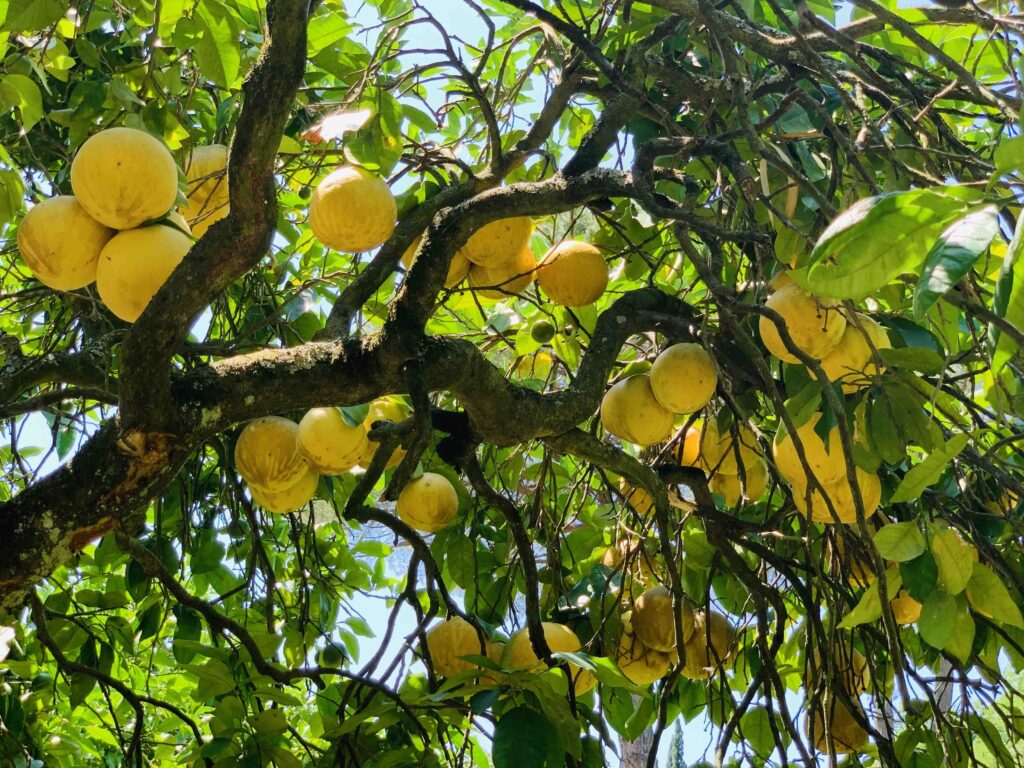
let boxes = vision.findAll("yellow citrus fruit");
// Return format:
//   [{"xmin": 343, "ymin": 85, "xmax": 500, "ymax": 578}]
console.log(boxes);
[
  {"xmin": 680, "ymin": 610, "xmax": 736, "ymax": 679},
  {"xmin": 234, "ymin": 416, "xmax": 310, "ymax": 492},
  {"xmin": 616, "ymin": 625, "xmax": 672, "ymax": 685},
  {"xmin": 70, "ymin": 127, "xmax": 179, "ymax": 229},
  {"xmin": 512, "ymin": 350, "xmax": 555, "ymax": 380},
  {"xmin": 700, "ymin": 421, "xmax": 761, "ymax": 476},
  {"xmin": 709, "ymin": 459, "xmax": 769, "ymax": 506},
  {"xmin": 467, "ymin": 245, "xmax": 535, "ymax": 299},
  {"xmin": 400, "ymin": 235, "xmax": 470, "ymax": 288},
  {"xmin": 459, "ymin": 216, "xmax": 532, "ymax": 267},
  {"xmin": 631, "ymin": 586, "xmax": 695, "ymax": 653},
  {"xmin": 536, "ymin": 240, "xmax": 608, "ymax": 307},
  {"xmin": 809, "ymin": 694, "xmax": 869, "ymax": 754},
  {"xmin": 890, "ymin": 590, "xmax": 922, "ymax": 625},
  {"xmin": 772, "ymin": 412, "xmax": 847, "ymax": 487},
  {"xmin": 675, "ymin": 423, "xmax": 704, "ymax": 467},
  {"xmin": 358, "ymin": 397, "xmax": 409, "ymax": 470},
  {"xmin": 17, "ymin": 196, "xmax": 113, "ymax": 290},
  {"xmin": 296, "ymin": 407, "xmax": 368, "ymax": 475},
  {"xmin": 509, "ymin": 622, "xmax": 596, "ymax": 694},
  {"xmin": 249, "ymin": 467, "xmax": 318, "ymax": 514},
  {"xmin": 600, "ymin": 375, "xmax": 674, "ymax": 446},
  {"xmin": 309, "ymin": 165, "xmax": 396, "ymax": 252},
  {"xmin": 425, "ymin": 617, "xmax": 490, "ymax": 677},
  {"xmin": 758, "ymin": 284, "xmax": 846, "ymax": 363},
  {"xmin": 768, "ymin": 271, "xmax": 796, "ymax": 292},
  {"xmin": 95, "ymin": 224, "xmax": 192, "ymax": 322},
  {"xmin": 182, "ymin": 144, "xmax": 229, "ymax": 238},
  {"xmin": 602, "ymin": 540, "xmax": 658, "ymax": 586},
  {"xmin": 809, "ymin": 642, "xmax": 870, "ymax": 695},
  {"xmin": 396, "ymin": 472, "xmax": 459, "ymax": 532},
  {"xmin": 830, "ymin": 534, "xmax": 875, "ymax": 588},
  {"xmin": 619, "ymin": 478, "xmax": 654, "ymax": 515},
  {"xmin": 818, "ymin": 314, "xmax": 891, "ymax": 393},
  {"xmin": 649, "ymin": 343, "xmax": 718, "ymax": 414},
  {"xmin": 792, "ymin": 468, "xmax": 882, "ymax": 524}
]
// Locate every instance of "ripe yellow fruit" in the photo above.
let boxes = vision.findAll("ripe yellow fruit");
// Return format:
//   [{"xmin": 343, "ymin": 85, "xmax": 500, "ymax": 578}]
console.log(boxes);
[
  {"xmin": 425, "ymin": 617, "xmax": 490, "ymax": 677},
  {"xmin": 536, "ymin": 240, "xmax": 608, "ymax": 307},
  {"xmin": 467, "ymin": 245, "xmax": 535, "ymax": 299},
  {"xmin": 182, "ymin": 144, "xmax": 229, "ymax": 238},
  {"xmin": 234, "ymin": 416, "xmax": 310, "ymax": 492},
  {"xmin": 758, "ymin": 284, "xmax": 846, "ymax": 363},
  {"xmin": 701, "ymin": 421, "xmax": 761, "ymax": 476},
  {"xmin": 890, "ymin": 590, "xmax": 922, "ymax": 625},
  {"xmin": 675, "ymin": 423, "xmax": 704, "ymax": 467},
  {"xmin": 396, "ymin": 472, "xmax": 459, "ymax": 532},
  {"xmin": 309, "ymin": 166, "xmax": 396, "ymax": 252},
  {"xmin": 602, "ymin": 540, "xmax": 658, "ymax": 587},
  {"xmin": 600, "ymin": 375, "xmax": 674, "ymax": 446},
  {"xmin": 808, "ymin": 643, "xmax": 870, "ymax": 695},
  {"xmin": 792, "ymin": 468, "xmax": 882, "ymax": 524},
  {"xmin": 830, "ymin": 534, "xmax": 875, "ymax": 588},
  {"xmin": 400, "ymin": 236, "xmax": 470, "ymax": 288},
  {"xmin": 17, "ymin": 196, "xmax": 113, "ymax": 290},
  {"xmin": 649, "ymin": 343, "xmax": 718, "ymax": 414},
  {"xmin": 459, "ymin": 216, "xmax": 532, "ymax": 267},
  {"xmin": 709, "ymin": 459, "xmax": 769, "ymax": 506},
  {"xmin": 818, "ymin": 314, "xmax": 891, "ymax": 393},
  {"xmin": 680, "ymin": 610, "xmax": 736, "ymax": 679},
  {"xmin": 358, "ymin": 397, "xmax": 409, "ymax": 470},
  {"xmin": 249, "ymin": 467, "xmax": 318, "ymax": 514},
  {"xmin": 809, "ymin": 694, "xmax": 869, "ymax": 754},
  {"xmin": 70, "ymin": 127, "xmax": 179, "ymax": 229},
  {"xmin": 619, "ymin": 478, "xmax": 654, "ymax": 515},
  {"xmin": 616, "ymin": 626, "xmax": 672, "ymax": 685},
  {"xmin": 631, "ymin": 586, "xmax": 695, "ymax": 653},
  {"xmin": 95, "ymin": 223, "xmax": 192, "ymax": 322},
  {"xmin": 772, "ymin": 412, "xmax": 846, "ymax": 487},
  {"xmin": 768, "ymin": 271, "xmax": 795, "ymax": 292},
  {"xmin": 509, "ymin": 622, "xmax": 596, "ymax": 694},
  {"xmin": 297, "ymin": 407, "xmax": 368, "ymax": 475}
]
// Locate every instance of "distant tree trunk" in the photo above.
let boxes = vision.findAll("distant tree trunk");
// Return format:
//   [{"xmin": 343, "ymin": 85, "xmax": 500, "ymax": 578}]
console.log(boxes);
[{"xmin": 621, "ymin": 696, "xmax": 656, "ymax": 768}]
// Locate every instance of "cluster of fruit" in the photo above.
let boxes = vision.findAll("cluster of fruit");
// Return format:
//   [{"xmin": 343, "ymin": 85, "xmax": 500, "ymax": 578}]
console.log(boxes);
[{"xmin": 17, "ymin": 127, "xmax": 229, "ymax": 322}]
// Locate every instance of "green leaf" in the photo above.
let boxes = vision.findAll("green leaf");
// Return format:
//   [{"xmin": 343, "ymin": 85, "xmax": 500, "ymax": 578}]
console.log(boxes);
[
  {"xmin": 251, "ymin": 708, "xmax": 288, "ymax": 735},
  {"xmin": 878, "ymin": 347, "xmax": 946, "ymax": 376},
  {"xmin": 991, "ymin": 207, "xmax": 1024, "ymax": 372},
  {"xmin": 874, "ymin": 522, "xmax": 926, "ymax": 562},
  {"xmin": 192, "ymin": 0, "xmax": 241, "ymax": 89},
  {"xmin": 338, "ymin": 403, "xmax": 369, "ymax": 427},
  {"xmin": 839, "ymin": 573, "xmax": 903, "ymax": 629},
  {"xmin": 0, "ymin": 74, "xmax": 42, "ymax": 132},
  {"xmin": 900, "ymin": 551, "xmax": 938, "ymax": 603},
  {"xmin": 930, "ymin": 529, "xmax": 975, "ymax": 595},
  {"xmin": 919, "ymin": 590, "xmax": 957, "ymax": 649},
  {"xmin": 994, "ymin": 134, "xmax": 1024, "ymax": 174},
  {"xmin": 966, "ymin": 563, "xmax": 1024, "ymax": 629},
  {"xmin": 912, "ymin": 206, "xmax": 999, "ymax": 317},
  {"xmin": 493, "ymin": 707, "xmax": 550, "ymax": 768},
  {"xmin": 890, "ymin": 433, "xmax": 970, "ymax": 503},
  {"xmin": 741, "ymin": 706, "xmax": 778, "ymax": 758},
  {"xmin": 0, "ymin": 0, "xmax": 68, "ymax": 32},
  {"xmin": 945, "ymin": 599, "xmax": 975, "ymax": 663}
]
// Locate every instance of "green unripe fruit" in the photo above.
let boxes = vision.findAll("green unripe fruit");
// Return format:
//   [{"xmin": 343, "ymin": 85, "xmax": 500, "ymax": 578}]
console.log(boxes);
[{"xmin": 530, "ymin": 320, "xmax": 556, "ymax": 344}]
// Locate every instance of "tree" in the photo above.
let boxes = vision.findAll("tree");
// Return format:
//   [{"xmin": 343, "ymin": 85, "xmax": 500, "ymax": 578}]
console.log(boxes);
[{"xmin": 0, "ymin": 0, "xmax": 1022, "ymax": 766}]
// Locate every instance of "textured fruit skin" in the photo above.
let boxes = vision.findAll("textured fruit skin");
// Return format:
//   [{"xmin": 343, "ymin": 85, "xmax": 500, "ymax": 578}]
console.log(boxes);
[
  {"xmin": 616, "ymin": 627, "xmax": 672, "ymax": 685},
  {"xmin": 809, "ymin": 694, "xmax": 869, "ymax": 754},
  {"xmin": 601, "ymin": 375, "xmax": 674, "ymax": 446},
  {"xmin": 297, "ymin": 407, "xmax": 368, "ymax": 475},
  {"xmin": 631, "ymin": 586, "xmax": 695, "ymax": 653},
  {"xmin": 17, "ymin": 196, "xmax": 113, "ymax": 290},
  {"xmin": 358, "ymin": 397, "xmax": 409, "ymax": 470},
  {"xmin": 467, "ymin": 245, "xmax": 535, "ymax": 299},
  {"xmin": 819, "ymin": 314, "xmax": 891, "ymax": 393},
  {"xmin": 95, "ymin": 224, "xmax": 192, "ymax": 322},
  {"xmin": 425, "ymin": 617, "xmax": 490, "ymax": 677},
  {"xmin": 459, "ymin": 216, "xmax": 532, "ymax": 267},
  {"xmin": 309, "ymin": 166, "xmax": 396, "ymax": 252},
  {"xmin": 890, "ymin": 589, "xmax": 922, "ymax": 625},
  {"xmin": 758, "ymin": 284, "xmax": 846, "ymax": 362},
  {"xmin": 70, "ymin": 127, "xmax": 179, "ymax": 229},
  {"xmin": 396, "ymin": 472, "xmax": 459, "ymax": 532},
  {"xmin": 710, "ymin": 459, "xmax": 769, "ymax": 506},
  {"xmin": 537, "ymin": 240, "xmax": 608, "ymax": 307},
  {"xmin": 792, "ymin": 468, "xmax": 881, "ymax": 524},
  {"xmin": 182, "ymin": 144, "xmax": 229, "ymax": 238},
  {"xmin": 701, "ymin": 421, "xmax": 761, "ymax": 475},
  {"xmin": 772, "ymin": 412, "xmax": 846, "ymax": 487},
  {"xmin": 234, "ymin": 416, "xmax": 310, "ymax": 492},
  {"xmin": 680, "ymin": 610, "xmax": 736, "ymax": 679},
  {"xmin": 509, "ymin": 621, "xmax": 596, "ymax": 694},
  {"xmin": 249, "ymin": 467, "xmax": 318, "ymax": 514},
  {"xmin": 650, "ymin": 343, "xmax": 718, "ymax": 414},
  {"xmin": 400, "ymin": 235, "xmax": 469, "ymax": 288}
]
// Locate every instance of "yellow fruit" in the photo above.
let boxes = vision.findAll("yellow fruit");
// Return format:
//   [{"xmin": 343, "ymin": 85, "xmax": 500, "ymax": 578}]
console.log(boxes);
[
  {"xmin": 675, "ymin": 424, "xmax": 704, "ymax": 467},
  {"xmin": 649, "ymin": 343, "xmax": 718, "ymax": 414},
  {"xmin": 830, "ymin": 534, "xmax": 875, "ymax": 588},
  {"xmin": 309, "ymin": 166, "xmax": 396, "ymax": 252},
  {"xmin": 631, "ymin": 586, "xmax": 695, "ymax": 653},
  {"xmin": 768, "ymin": 271, "xmax": 795, "ymax": 292},
  {"xmin": 509, "ymin": 622, "xmax": 596, "ymax": 694},
  {"xmin": 758, "ymin": 284, "xmax": 846, "ymax": 363},
  {"xmin": 17, "ymin": 196, "xmax": 113, "ymax": 290},
  {"xmin": 459, "ymin": 216, "xmax": 532, "ymax": 267},
  {"xmin": 772, "ymin": 412, "xmax": 847, "ymax": 487},
  {"xmin": 602, "ymin": 540, "xmax": 658, "ymax": 586},
  {"xmin": 701, "ymin": 421, "xmax": 762, "ymax": 476},
  {"xmin": 709, "ymin": 460, "xmax": 769, "ymax": 506},
  {"xmin": 400, "ymin": 235, "xmax": 470, "ymax": 288},
  {"xmin": 512, "ymin": 350, "xmax": 555, "ymax": 380},
  {"xmin": 467, "ymin": 245, "xmax": 535, "ymax": 299},
  {"xmin": 396, "ymin": 472, "xmax": 459, "ymax": 532},
  {"xmin": 536, "ymin": 240, "xmax": 608, "ymax": 307},
  {"xmin": 182, "ymin": 144, "xmax": 229, "ymax": 238},
  {"xmin": 297, "ymin": 407, "xmax": 368, "ymax": 475},
  {"xmin": 95, "ymin": 224, "xmax": 192, "ymax": 322},
  {"xmin": 619, "ymin": 478, "xmax": 654, "ymax": 515},
  {"xmin": 234, "ymin": 416, "xmax": 310, "ymax": 492},
  {"xmin": 70, "ymin": 127, "xmax": 179, "ymax": 229},
  {"xmin": 600, "ymin": 375, "xmax": 674, "ymax": 446},
  {"xmin": 680, "ymin": 610, "xmax": 736, "ymax": 679},
  {"xmin": 809, "ymin": 694, "xmax": 869, "ymax": 754},
  {"xmin": 249, "ymin": 467, "xmax": 318, "ymax": 514},
  {"xmin": 891, "ymin": 590, "xmax": 922, "ymax": 625},
  {"xmin": 358, "ymin": 397, "xmax": 409, "ymax": 470},
  {"xmin": 616, "ymin": 626, "xmax": 672, "ymax": 685},
  {"xmin": 818, "ymin": 314, "xmax": 891, "ymax": 393},
  {"xmin": 425, "ymin": 617, "xmax": 490, "ymax": 677},
  {"xmin": 792, "ymin": 468, "xmax": 882, "ymax": 524}
]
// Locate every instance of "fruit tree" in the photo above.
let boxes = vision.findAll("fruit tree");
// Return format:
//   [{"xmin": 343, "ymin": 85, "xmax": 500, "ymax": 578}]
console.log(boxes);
[{"xmin": 0, "ymin": 0, "xmax": 1022, "ymax": 766}]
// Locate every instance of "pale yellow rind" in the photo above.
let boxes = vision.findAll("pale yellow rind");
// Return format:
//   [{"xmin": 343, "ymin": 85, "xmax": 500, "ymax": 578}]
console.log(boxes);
[
  {"xmin": 95, "ymin": 224, "xmax": 192, "ymax": 322},
  {"xmin": 536, "ymin": 240, "xmax": 608, "ymax": 307},
  {"xmin": 396, "ymin": 472, "xmax": 459, "ymax": 532},
  {"xmin": 234, "ymin": 416, "xmax": 310, "ymax": 492},
  {"xmin": 309, "ymin": 166, "xmax": 396, "ymax": 252},
  {"xmin": 17, "ymin": 196, "xmax": 113, "ymax": 290},
  {"xmin": 297, "ymin": 407, "xmax": 368, "ymax": 475},
  {"xmin": 182, "ymin": 144, "xmax": 229, "ymax": 238}
]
